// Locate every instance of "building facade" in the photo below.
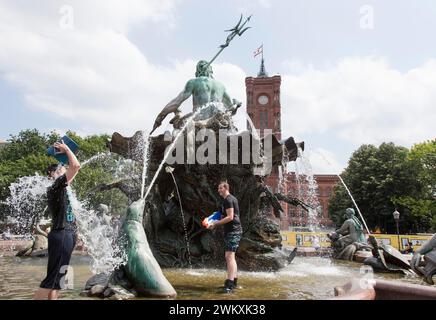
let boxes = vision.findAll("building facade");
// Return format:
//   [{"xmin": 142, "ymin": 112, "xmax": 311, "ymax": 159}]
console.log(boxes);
[{"xmin": 245, "ymin": 60, "xmax": 339, "ymax": 230}]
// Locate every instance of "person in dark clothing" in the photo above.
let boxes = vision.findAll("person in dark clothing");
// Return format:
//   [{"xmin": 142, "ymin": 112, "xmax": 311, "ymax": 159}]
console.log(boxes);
[
  {"xmin": 207, "ymin": 181, "xmax": 243, "ymax": 292},
  {"xmin": 34, "ymin": 139, "xmax": 81, "ymax": 300},
  {"xmin": 401, "ymin": 242, "xmax": 414, "ymax": 254}
]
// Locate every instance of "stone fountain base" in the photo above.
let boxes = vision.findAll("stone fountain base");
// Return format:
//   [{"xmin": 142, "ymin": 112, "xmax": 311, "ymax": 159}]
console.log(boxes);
[{"xmin": 105, "ymin": 119, "xmax": 305, "ymax": 272}]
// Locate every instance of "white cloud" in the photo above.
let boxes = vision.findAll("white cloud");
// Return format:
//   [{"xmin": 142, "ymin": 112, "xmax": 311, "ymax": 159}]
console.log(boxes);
[
  {"xmin": 0, "ymin": 0, "xmax": 247, "ymax": 137},
  {"xmin": 304, "ymin": 148, "xmax": 344, "ymax": 175},
  {"xmin": 235, "ymin": 0, "xmax": 271, "ymax": 13},
  {"xmin": 281, "ymin": 56, "xmax": 436, "ymax": 147},
  {"xmin": 1, "ymin": 1, "xmax": 434, "ymax": 176}
]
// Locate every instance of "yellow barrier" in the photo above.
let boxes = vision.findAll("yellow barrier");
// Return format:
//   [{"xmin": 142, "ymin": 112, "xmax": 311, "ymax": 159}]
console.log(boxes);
[{"xmin": 280, "ymin": 231, "xmax": 433, "ymax": 251}]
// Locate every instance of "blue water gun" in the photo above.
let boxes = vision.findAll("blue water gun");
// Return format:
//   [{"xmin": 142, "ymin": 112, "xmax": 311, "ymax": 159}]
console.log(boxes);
[{"xmin": 202, "ymin": 211, "xmax": 222, "ymax": 228}]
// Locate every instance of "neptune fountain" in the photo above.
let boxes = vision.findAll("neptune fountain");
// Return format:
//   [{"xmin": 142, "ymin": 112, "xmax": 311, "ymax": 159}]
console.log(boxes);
[{"xmin": 81, "ymin": 15, "xmax": 309, "ymax": 299}]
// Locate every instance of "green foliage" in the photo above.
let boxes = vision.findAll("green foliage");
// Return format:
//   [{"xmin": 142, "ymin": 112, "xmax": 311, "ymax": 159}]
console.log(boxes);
[
  {"xmin": 65, "ymin": 131, "xmax": 110, "ymax": 161},
  {"xmin": 392, "ymin": 197, "xmax": 436, "ymax": 231},
  {"xmin": 0, "ymin": 129, "xmax": 59, "ymax": 162},
  {"xmin": 407, "ymin": 140, "xmax": 436, "ymax": 196},
  {"xmin": 329, "ymin": 142, "xmax": 435, "ymax": 234},
  {"xmin": 0, "ymin": 129, "xmax": 129, "ymax": 221}
]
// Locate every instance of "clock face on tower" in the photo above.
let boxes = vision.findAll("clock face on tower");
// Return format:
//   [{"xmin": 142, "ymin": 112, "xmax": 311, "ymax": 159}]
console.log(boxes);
[{"xmin": 258, "ymin": 95, "xmax": 269, "ymax": 105}]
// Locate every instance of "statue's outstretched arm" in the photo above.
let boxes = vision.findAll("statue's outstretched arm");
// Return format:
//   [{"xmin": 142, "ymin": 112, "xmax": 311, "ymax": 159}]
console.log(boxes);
[
  {"xmin": 222, "ymin": 90, "xmax": 233, "ymax": 109},
  {"xmin": 223, "ymin": 90, "xmax": 242, "ymax": 116},
  {"xmin": 274, "ymin": 193, "xmax": 311, "ymax": 212},
  {"xmin": 151, "ymin": 81, "xmax": 194, "ymax": 134}
]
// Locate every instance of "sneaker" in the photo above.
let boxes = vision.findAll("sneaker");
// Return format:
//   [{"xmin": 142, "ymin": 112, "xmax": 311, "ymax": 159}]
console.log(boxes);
[
  {"xmin": 233, "ymin": 278, "xmax": 240, "ymax": 289},
  {"xmin": 223, "ymin": 279, "xmax": 235, "ymax": 293}
]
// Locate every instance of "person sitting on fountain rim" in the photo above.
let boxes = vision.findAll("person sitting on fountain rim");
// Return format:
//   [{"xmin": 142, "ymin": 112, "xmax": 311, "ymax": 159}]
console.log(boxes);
[
  {"xmin": 34, "ymin": 140, "xmax": 81, "ymax": 300},
  {"xmin": 207, "ymin": 181, "xmax": 243, "ymax": 293}
]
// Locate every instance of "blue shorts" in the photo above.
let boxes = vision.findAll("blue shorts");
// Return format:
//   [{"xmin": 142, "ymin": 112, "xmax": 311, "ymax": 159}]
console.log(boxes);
[{"xmin": 225, "ymin": 232, "xmax": 242, "ymax": 252}]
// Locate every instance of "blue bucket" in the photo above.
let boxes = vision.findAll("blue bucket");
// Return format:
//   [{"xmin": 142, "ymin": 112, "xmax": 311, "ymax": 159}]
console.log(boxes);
[{"xmin": 47, "ymin": 135, "xmax": 79, "ymax": 165}]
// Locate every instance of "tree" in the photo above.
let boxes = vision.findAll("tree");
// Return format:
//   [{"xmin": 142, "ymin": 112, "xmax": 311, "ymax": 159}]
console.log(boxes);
[
  {"xmin": 0, "ymin": 129, "xmax": 59, "ymax": 162},
  {"xmin": 393, "ymin": 140, "xmax": 436, "ymax": 232},
  {"xmin": 0, "ymin": 129, "xmax": 130, "ymax": 227},
  {"xmin": 328, "ymin": 142, "xmax": 433, "ymax": 234}
]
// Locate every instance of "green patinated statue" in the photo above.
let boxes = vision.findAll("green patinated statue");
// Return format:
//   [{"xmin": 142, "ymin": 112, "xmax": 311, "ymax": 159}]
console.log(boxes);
[
  {"xmin": 411, "ymin": 233, "xmax": 436, "ymax": 284},
  {"xmin": 151, "ymin": 60, "xmax": 240, "ymax": 133},
  {"xmin": 120, "ymin": 199, "xmax": 177, "ymax": 297},
  {"xmin": 328, "ymin": 208, "xmax": 366, "ymax": 251},
  {"xmin": 151, "ymin": 15, "xmax": 251, "ymax": 134}
]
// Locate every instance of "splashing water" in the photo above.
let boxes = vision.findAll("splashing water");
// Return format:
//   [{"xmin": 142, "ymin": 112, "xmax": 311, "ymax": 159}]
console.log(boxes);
[
  {"xmin": 5, "ymin": 176, "xmax": 51, "ymax": 234},
  {"xmin": 138, "ymin": 131, "xmax": 150, "ymax": 199},
  {"xmin": 282, "ymin": 147, "xmax": 322, "ymax": 232},
  {"xmin": 67, "ymin": 190, "xmax": 126, "ymax": 274},
  {"xmin": 81, "ymin": 152, "xmax": 111, "ymax": 167},
  {"xmin": 143, "ymin": 103, "xmax": 212, "ymax": 201},
  {"xmin": 4, "ymin": 152, "xmax": 130, "ymax": 273}
]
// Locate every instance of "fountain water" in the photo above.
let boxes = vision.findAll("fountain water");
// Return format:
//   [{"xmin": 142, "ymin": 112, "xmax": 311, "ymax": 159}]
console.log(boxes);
[
  {"xmin": 295, "ymin": 147, "xmax": 322, "ymax": 232},
  {"xmin": 81, "ymin": 152, "xmax": 111, "ymax": 167},
  {"xmin": 315, "ymin": 150, "xmax": 371, "ymax": 235},
  {"xmin": 67, "ymin": 190, "xmax": 126, "ymax": 274},
  {"xmin": 278, "ymin": 146, "xmax": 321, "ymax": 232},
  {"xmin": 5, "ymin": 175, "xmax": 51, "ymax": 234},
  {"xmin": 165, "ymin": 166, "xmax": 192, "ymax": 268},
  {"xmin": 137, "ymin": 131, "xmax": 150, "ymax": 199},
  {"xmin": 4, "ymin": 155, "xmax": 130, "ymax": 274},
  {"xmin": 142, "ymin": 103, "xmax": 211, "ymax": 201}
]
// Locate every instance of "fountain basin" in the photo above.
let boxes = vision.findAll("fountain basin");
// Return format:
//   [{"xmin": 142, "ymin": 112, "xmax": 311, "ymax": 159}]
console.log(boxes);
[{"xmin": 1, "ymin": 253, "xmax": 433, "ymax": 300}]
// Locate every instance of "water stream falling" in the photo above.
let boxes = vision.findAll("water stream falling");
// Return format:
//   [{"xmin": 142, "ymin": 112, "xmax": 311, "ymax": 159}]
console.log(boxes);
[
  {"xmin": 138, "ymin": 131, "xmax": 150, "ymax": 199},
  {"xmin": 165, "ymin": 166, "xmax": 192, "ymax": 268},
  {"xmin": 295, "ymin": 147, "xmax": 322, "ymax": 232},
  {"xmin": 142, "ymin": 103, "xmax": 211, "ymax": 201},
  {"xmin": 139, "ymin": 103, "xmax": 226, "ymax": 266},
  {"xmin": 315, "ymin": 150, "xmax": 371, "ymax": 235},
  {"xmin": 81, "ymin": 152, "xmax": 111, "ymax": 167}
]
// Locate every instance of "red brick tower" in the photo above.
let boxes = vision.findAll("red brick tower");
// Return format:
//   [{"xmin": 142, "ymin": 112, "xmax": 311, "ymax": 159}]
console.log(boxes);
[
  {"xmin": 246, "ymin": 58, "xmax": 287, "ymax": 226},
  {"xmin": 246, "ymin": 58, "xmax": 282, "ymax": 140}
]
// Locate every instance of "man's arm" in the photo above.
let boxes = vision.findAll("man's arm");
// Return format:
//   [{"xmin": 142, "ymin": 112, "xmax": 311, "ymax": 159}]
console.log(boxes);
[
  {"xmin": 212, "ymin": 208, "xmax": 234, "ymax": 228},
  {"xmin": 54, "ymin": 140, "xmax": 81, "ymax": 185}
]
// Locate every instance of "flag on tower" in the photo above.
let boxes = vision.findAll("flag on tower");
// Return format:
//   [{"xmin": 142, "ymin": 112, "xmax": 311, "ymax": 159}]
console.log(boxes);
[{"xmin": 253, "ymin": 45, "xmax": 263, "ymax": 58}]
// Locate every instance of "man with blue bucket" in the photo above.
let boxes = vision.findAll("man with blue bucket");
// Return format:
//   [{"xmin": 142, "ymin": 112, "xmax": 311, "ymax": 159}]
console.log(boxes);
[{"xmin": 34, "ymin": 137, "xmax": 81, "ymax": 300}]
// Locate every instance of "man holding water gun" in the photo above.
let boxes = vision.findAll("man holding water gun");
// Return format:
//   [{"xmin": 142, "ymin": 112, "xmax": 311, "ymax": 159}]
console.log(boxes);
[{"xmin": 206, "ymin": 181, "xmax": 243, "ymax": 293}]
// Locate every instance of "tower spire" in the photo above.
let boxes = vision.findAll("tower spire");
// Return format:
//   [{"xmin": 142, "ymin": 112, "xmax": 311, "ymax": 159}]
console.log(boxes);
[{"xmin": 258, "ymin": 54, "xmax": 268, "ymax": 77}]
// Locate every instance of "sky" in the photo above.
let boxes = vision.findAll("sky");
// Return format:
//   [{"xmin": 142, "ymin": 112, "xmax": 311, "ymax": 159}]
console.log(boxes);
[{"xmin": 0, "ymin": 0, "xmax": 435, "ymax": 173}]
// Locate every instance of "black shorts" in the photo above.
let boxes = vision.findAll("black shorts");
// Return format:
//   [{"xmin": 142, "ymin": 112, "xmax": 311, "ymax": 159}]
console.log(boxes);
[
  {"xmin": 224, "ymin": 232, "xmax": 242, "ymax": 252},
  {"xmin": 40, "ymin": 229, "xmax": 76, "ymax": 290}
]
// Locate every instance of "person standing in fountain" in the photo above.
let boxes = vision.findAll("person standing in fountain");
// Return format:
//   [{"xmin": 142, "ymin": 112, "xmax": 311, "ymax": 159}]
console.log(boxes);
[
  {"xmin": 34, "ymin": 140, "xmax": 81, "ymax": 300},
  {"xmin": 207, "ymin": 181, "xmax": 243, "ymax": 293}
]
